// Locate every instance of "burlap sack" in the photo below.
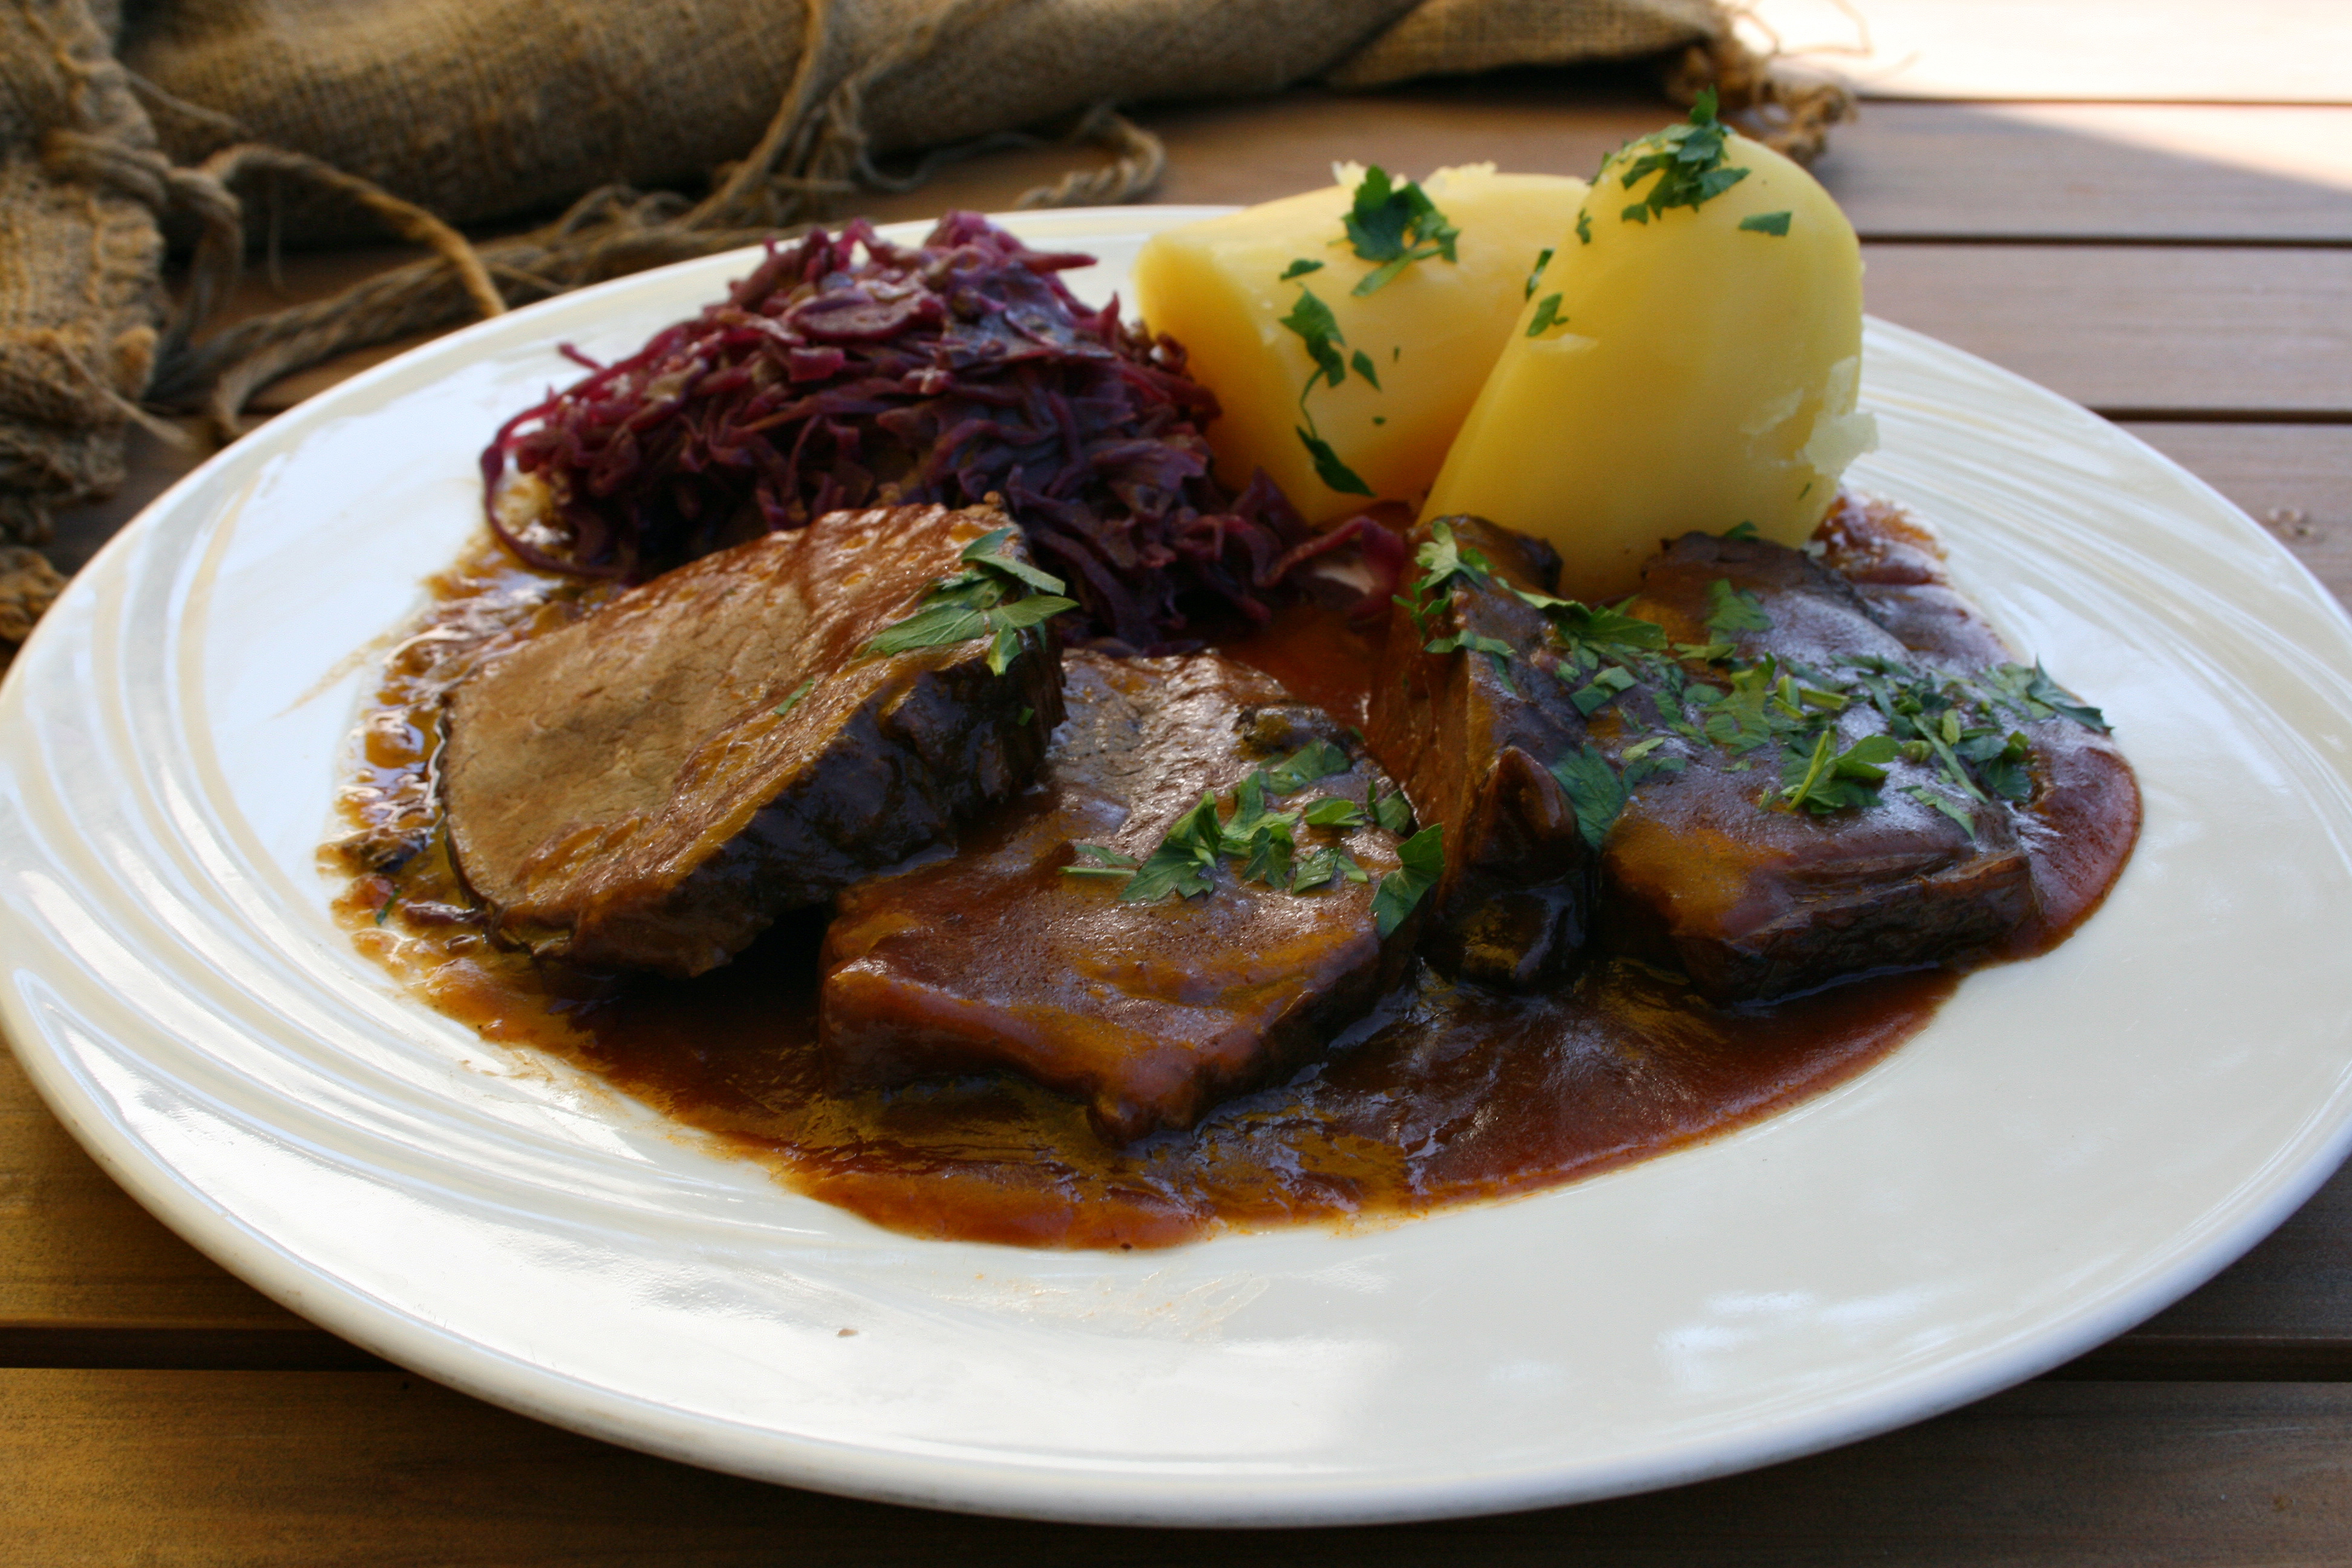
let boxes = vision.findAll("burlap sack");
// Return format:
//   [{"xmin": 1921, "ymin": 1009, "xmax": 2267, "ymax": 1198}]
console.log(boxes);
[
  {"xmin": 0, "ymin": 0, "xmax": 167, "ymax": 544},
  {"xmin": 1, "ymin": 0, "xmax": 1819, "ymax": 574}
]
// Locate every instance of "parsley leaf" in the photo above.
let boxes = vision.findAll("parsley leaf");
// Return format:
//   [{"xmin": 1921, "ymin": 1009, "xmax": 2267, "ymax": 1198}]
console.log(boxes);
[
  {"xmin": 1524, "ymin": 247, "xmax": 1554, "ymax": 299},
  {"xmin": 1526, "ymin": 293, "xmax": 1564, "ymax": 336},
  {"xmin": 1265, "ymin": 739, "xmax": 1354, "ymax": 794},
  {"xmin": 1350, "ymin": 348, "xmax": 1382, "ymax": 390},
  {"xmin": 1570, "ymin": 664, "xmax": 1638, "ymax": 716},
  {"xmin": 772, "ymin": 677, "xmax": 815, "ymax": 717},
  {"xmin": 1298, "ymin": 427, "xmax": 1373, "ymax": 496},
  {"xmin": 1304, "ymin": 797, "xmax": 1370, "ymax": 829},
  {"xmin": 1395, "ymin": 517, "xmax": 1498, "ymax": 634},
  {"xmin": 860, "ymin": 528, "xmax": 1076, "ymax": 673},
  {"xmin": 1279, "ymin": 257, "xmax": 1325, "ymax": 280},
  {"xmin": 1985, "ymin": 661, "xmax": 2110, "ymax": 732},
  {"xmin": 1062, "ymin": 843, "xmax": 1142, "ymax": 879},
  {"xmin": 1722, "ymin": 521, "xmax": 1760, "ymax": 541},
  {"xmin": 1904, "ymin": 785, "xmax": 1979, "ymax": 840},
  {"xmin": 1370, "ymin": 825, "xmax": 1445, "ymax": 937},
  {"xmin": 1426, "ymin": 629, "xmax": 1518, "ymax": 694},
  {"xmin": 1777, "ymin": 731, "xmax": 1900, "ymax": 815},
  {"xmin": 1606, "ymin": 87, "xmax": 1751, "ymax": 224},
  {"xmin": 1341, "ymin": 166, "xmax": 1462, "ymax": 296},
  {"xmin": 1575, "ymin": 208, "xmax": 1593, "ymax": 245},
  {"xmin": 1704, "ymin": 578, "xmax": 1772, "ymax": 633},
  {"xmin": 1515, "ymin": 590, "xmax": 1668, "ymax": 657},
  {"xmin": 1119, "ymin": 794, "xmax": 1226, "ymax": 903},
  {"xmin": 1278, "ymin": 287, "xmax": 1348, "ymax": 388},
  {"xmin": 1371, "ymin": 784, "xmax": 1416, "ymax": 836},
  {"xmin": 1549, "ymin": 743, "xmax": 1628, "ymax": 851},
  {"xmin": 1739, "ymin": 210, "xmax": 1792, "ymax": 237}
]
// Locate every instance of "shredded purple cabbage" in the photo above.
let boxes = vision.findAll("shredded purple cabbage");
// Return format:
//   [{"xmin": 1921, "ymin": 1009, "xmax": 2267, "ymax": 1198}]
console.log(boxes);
[{"xmin": 482, "ymin": 212, "xmax": 1402, "ymax": 649}]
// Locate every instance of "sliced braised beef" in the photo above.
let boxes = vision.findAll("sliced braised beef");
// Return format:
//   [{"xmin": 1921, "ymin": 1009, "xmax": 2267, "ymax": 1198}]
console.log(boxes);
[
  {"xmin": 1363, "ymin": 517, "xmax": 1596, "ymax": 988},
  {"xmin": 1813, "ymin": 494, "xmax": 2142, "ymax": 947},
  {"xmin": 442, "ymin": 503, "xmax": 1063, "ymax": 977},
  {"xmin": 820, "ymin": 649, "xmax": 1416, "ymax": 1143},
  {"xmin": 1595, "ymin": 531, "xmax": 2037, "ymax": 1002}
]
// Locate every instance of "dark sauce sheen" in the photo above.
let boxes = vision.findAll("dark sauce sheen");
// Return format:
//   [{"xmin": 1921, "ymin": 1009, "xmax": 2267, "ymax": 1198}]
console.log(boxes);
[{"xmin": 335, "ymin": 529, "xmax": 2114, "ymax": 1250}]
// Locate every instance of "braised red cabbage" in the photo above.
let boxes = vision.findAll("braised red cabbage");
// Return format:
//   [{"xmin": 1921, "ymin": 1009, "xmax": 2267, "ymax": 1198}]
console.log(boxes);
[{"xmin": 482, "ymin": 212, "xmax": 1400, "ymax": 649}]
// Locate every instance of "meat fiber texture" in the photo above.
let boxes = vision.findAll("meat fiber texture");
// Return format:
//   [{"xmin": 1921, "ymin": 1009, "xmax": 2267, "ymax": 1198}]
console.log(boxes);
[
  {"xmin": 820, "ymin": 650, "xmax": 1413, "ymax": 1143},
  {"xmin": 1365, "ymin": 516, "xmax": 1599, "ymax": 988},
  {"xmin": 442, "ymin": 503, "xmax": 1063, "ymax": 977}
]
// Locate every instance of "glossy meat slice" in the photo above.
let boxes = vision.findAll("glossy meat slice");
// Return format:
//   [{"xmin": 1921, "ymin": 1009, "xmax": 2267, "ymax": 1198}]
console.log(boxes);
[
  {"xmin": 820, "ymin": 650, "xmax": 1414, "ymax": 1143},
  {"xmin": 1600, "ymin": 531, "xmax": 2036, "ymax": 1001},
  {"xmin": 1813, "ymin": 494, "xmax": 2143, "ymax": 949},
  {"xmin": 1363, "ymin": 516, "xmax": 1595, "ymax": 987},
  {"xmin": 442, "ymin": 503, "xmax": 1063, "ymax": 976}
]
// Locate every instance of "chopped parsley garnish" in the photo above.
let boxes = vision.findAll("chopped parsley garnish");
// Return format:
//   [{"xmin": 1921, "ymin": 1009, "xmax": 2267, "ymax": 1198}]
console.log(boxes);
[
  {"xmin": 1304, "ymin": 797, "xmax": 1370, "ymax": 829},
  {"xmin": 1605, "ymin": 88, "xmax": 1749, "ymax": 226},
  {"xmin": 1549, "ymin": 744, "xmax": 1629, "ymax": 851},
  {"xmin": 1514, "ymin": 590, "xmax": 1667, "ymax": 661},
  {"xmin": 1279, "ymin": 287, "xmax": 1348, "ymax": 387},
  {"xmin": 1983, "ymin": 661, "xmax": 2110, "ymax": 732},
  {"xmin": 1071, "ymin": 740, "xmax": 1419, "ymax": 914},
  {"xmin": 1350, "ymin": 349, "xmax": 1382, "ymax": 390},
  {"xmin": 1370, "ymin": 825, "xmax": 1444, "ymax": 938},
  {"xmin": 1482, "ymin": 560, "xmax": 2111, "ymax": 839},
  {"xmin": 1114, "ymin": 792, "xmax": 1226, "ymax": 903},
  {"xmin": 772, "ymin": 677, "xmax": 815, "ymax": 717},
  {"xmin": 1704, "ymin": 578, "xmax": 1772, "ymax": 633},
  {"xmin": 1526, "ymin": 294, "xmax": 1564, "ymax": 336},
  {"xmin": 1279, "ymin": 257, "xmax": 1325, "ymax": 279},
  {"xmin": 1722, "ymin": 521, "xmax": 1760, "ymax": 541},
  {"xmin": 1062, "ymin": 842, "xmax": 1142, "ymax": 879},
  {"xmin": 861, "ymin": 526, "xmax": 1077, "ymax": 675},
  {"xmin": 1739, "ymin": 211, "xmax": 1792, "ymax": 237},
  {"xmin": 1524, "ymin": 247, "xmax": 1554, "ymax": 299},
  {"xmin": 1905, "ymin": 784, "xmax": 1979, "ymax": 840},
  {"xmin": 1341, "ymin": 166, "xmax": 1462, "ymax": 296},
  {"xmin": 1575, "ymin": 208, "xmax": 1593, "ymax": 245},
  {"xmin": 1394, "ymin": 517, "xmax": 1498, "ymax": 635},
  {"xmin": 1425, "ymin": 628, "xmax": 1518, "ymax": 694},
  {"xmin": 1278, "ymin": 284, "xmax": 1374, "ymax": 496},
  {"xmin": 1777, "ymin": 730, "xmax": 1900, "ymax": 814},
  {"xmin": 1264, "ymin": 737, "xmax": 1353, "ymax": 794}
]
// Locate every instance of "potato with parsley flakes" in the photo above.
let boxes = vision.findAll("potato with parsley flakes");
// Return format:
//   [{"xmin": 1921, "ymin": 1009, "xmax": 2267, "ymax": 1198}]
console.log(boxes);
[
  {"xmin": 1423, "ymin": 97, "xmax": 1877, "ymax": 601},
  {"xmin": 1134, "ymin": 163, "xmax": 1586, "ymax": 525}
]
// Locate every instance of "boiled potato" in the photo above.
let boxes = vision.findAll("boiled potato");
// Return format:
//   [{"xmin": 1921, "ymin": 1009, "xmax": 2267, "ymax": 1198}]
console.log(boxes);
[
  {"xmin": 1423, "ymin": 116, "xmax": 1876, "ymax": 601},
  {"xmin": 1134, "ymin": 165, "xmax": 1587, "ymax": 524}
]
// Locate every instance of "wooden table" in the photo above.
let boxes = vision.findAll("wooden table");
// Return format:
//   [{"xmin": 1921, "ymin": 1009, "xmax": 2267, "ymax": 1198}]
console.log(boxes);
[{"xmin": 10, "ymin": 10, "xmax": 2352, "ymax": 1560}]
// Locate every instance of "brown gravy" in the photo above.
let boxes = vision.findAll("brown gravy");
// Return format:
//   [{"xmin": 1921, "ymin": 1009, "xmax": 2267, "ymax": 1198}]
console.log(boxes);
[{"xmin": 335, "ymin": 534, "xmax": 2115, "ymax": 1250}]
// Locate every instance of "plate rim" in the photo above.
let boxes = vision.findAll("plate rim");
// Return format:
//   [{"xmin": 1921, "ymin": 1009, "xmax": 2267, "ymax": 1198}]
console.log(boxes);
[{"xmin": 7, "ymin": 205, "xmax": 2352, "ymax": 1527}]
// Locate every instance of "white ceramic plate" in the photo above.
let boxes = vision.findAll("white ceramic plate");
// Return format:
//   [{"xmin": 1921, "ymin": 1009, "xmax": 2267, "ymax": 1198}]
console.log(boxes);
[{"xmin": 7, "ymin": 208, "xmax": 2352, "ymax": 1528}]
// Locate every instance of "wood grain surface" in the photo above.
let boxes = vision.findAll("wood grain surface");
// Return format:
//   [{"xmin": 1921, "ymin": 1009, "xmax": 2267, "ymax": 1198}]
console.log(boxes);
[
  {"xmin": 10, "ymin": 5, "xmax": 2352, "ymax": 1558},
  {"xmin": 8, "ymin": 1373, "xmax": 2352, "ymax": 1566}
]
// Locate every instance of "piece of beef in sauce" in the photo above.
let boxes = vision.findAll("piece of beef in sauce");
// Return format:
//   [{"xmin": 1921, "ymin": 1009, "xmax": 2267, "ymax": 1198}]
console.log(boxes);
[
  {"xmin": 820, "ymin": 649, "xmax": 1416, "ymax": 1144},
  {"xmin": 1364, "ymin": 516, "xmax": 1596, "ymax": 988},
  {"xmin": 1812, "ymin": 494, "xmax": 2141, "ymax": 947},
  {"xmin": 1599, "ymin": 531, "xmax": 2037, "ymax": 1002},
  {"xmin": 441, "ymin": 503, "xmax": 1063, "ymax": 977}
]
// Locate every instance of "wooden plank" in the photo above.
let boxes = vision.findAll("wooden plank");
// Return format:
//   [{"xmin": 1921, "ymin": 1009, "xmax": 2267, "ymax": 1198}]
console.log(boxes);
[
  {"xmin": 1748, "ymin": 0, "xmax": 2352, "ymax": 105},
  {"xmin": 2122, "ymin": 423, "xmax": 2352, "ymax": 601},
  {"xmin": 868, "ymin": 92, "xmax": 2352, "ymax": 244},
  {"xmin": 0, "ymin": 1047, "xmax": 301, "ymax": 1334},
  {"xmin": 1817, "ymin": 103, "xmax": 2352, "ymax": 243},
  {"xmin": 1858, "ymin": 244, "xmax": 2352, "ymax": 417},
  {"xmin": 7, "ymin": 1371, "xmax": 2352, "ymax": 1564}
]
